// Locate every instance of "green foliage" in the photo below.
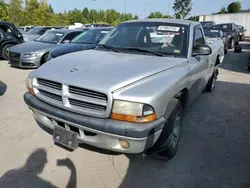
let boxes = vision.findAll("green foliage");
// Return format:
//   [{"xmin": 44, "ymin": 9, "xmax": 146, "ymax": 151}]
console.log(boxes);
[
  {"xmin": 148, "ymin": 12, "xmax": 171, "ymax": 19},
  {"xmin": 218, "ymin": 6, "xmax": 227, "ymax": 14},
  {"xmin": 0, "ymin": 1, "xmax": 175, "ymax": 27},
  {"xmin": 188, "ymin": 16, "xmax": 199, "ymax": 21},
  {"xmin": 0, "ymin": 1, "xmax": 9, "ymax": 21},
  {"xmin": 173, "ymin": 0, "xmax": 192, "ymax": 19},
  {"xmin": 227, "ymin": 1, "xmax": 241, "ymax": 13}
]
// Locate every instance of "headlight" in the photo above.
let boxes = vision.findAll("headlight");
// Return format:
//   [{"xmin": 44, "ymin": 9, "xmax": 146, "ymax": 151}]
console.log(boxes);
[
  {"xmin": 26, "ymin": 75, "xmax": 34, "ymax": 95},
  {"xmin": 227, "ymin": 35, "xmax": 231, "ymax": 38},
  {"xmin": 22, "ymin": 52, "xmax": 37, "ymax": 58},
  {"xmin": 111, "ymin": 100, "xmax": 156, "ymax": 123}
]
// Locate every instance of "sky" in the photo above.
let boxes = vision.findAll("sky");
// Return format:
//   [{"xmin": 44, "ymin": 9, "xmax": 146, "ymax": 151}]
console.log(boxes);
[{"xmin": 47, "ymin": 0, "xmax": 250, "ymax": 17}]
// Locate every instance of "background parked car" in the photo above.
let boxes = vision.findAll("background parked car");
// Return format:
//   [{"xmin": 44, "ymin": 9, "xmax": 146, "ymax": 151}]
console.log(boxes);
[
  {"xmin": 23, "ymin": 26, "xmax": 64, "ymax": 42},
  {"xmin": 19, "ymin": 26, "xmax": 35, "ymax": 33},
  {"xmin": 248, "ymin": 53, "xmax": 250, "ymax": 71},
  {"xmin": 237, "ymin": 25, "xmax": 246, "ymax": 41},
  {"xmin": 200, "ymin": 21, "xmax": 216, "ymax": 28},
  {"xmin": 48, "ymin": 27, "xmax": 113, "ymax": 60},
  {"xmin": 212, "ymin": 23, "xmax": 239, "ymax": 49},
  {"xmin": 8, "ymin": 29, "xmax": 84, "ymax": 68},
  {"xmin": 204, "ymin": 28, "xmax": 228, "ymax": 54},
  {"xmin": 0, "ymin": 21, "xmax": 24, "ymax": 60}
]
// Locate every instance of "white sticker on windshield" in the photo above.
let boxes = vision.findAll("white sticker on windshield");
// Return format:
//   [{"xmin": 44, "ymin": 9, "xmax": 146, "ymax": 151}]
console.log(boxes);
[
  {"xmin": 211, "ymin": 30, "xmax": 218, "ymax": 32},
  {"xmin": 56, "ymin": 33, "xmax": 63, "ymax": 36},
  {"xmin": 157, "ymin": 26, "xmax": 180, "ymax": 32},
  {"xmin": 101, "ymin": 31, "xmax": 109, "ymax": 33}
]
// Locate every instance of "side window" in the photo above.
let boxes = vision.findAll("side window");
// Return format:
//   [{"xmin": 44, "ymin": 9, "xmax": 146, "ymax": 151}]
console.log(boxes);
[
  {"xmin": 40, "ymin": 28, "xmax": 50, "ymax": 35},
  {"xmin": 193, "ymin": 28, "xmax": 205, "ymax": 47},
  {"xmin": 62, "ymin": 32, "xmax": 80, "ymax": 42}
]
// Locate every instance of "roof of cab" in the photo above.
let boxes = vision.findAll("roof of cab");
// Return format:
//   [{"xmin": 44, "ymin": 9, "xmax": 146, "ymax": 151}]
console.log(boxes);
[
  {"xmin": 123, "ymin": 18, "xmax": 197, "ymax": 25},
  {"xmin": 48, "ymin": 28, "xmax": 84, "ymax": 33}
]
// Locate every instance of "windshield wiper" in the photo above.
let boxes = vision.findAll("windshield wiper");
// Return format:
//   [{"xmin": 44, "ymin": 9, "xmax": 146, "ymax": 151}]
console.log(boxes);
[
  {"xmin": 121, "ymin": 47, "xmax": 165, "ymax": 57},
  {"xmin": 97, "ymin": 44, "xmax": 120, "ymax": 53}
]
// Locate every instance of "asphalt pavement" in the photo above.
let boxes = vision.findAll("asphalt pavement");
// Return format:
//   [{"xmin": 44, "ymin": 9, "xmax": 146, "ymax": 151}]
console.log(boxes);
[{"xmin": 0, "ymin": 40, "xmax": 250, "ymax": 188}]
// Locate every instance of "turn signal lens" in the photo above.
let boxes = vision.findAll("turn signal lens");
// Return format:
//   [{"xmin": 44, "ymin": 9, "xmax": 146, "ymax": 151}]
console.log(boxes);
[
  {"xmin": 111, "ymin": 112, "xmax": 156, "ymax": 123},
  {"xmin": 28, "ymin": 88, "xmax": 35, "ymax": 95}
]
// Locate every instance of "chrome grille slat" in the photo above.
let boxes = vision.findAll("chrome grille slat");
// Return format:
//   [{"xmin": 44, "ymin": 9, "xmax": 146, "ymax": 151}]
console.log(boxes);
[
  {"xmin": 34, "ymin": 78, "xmax": 110, "ymax": 117},
  {"xmin": 38, "ymin": 89, "xmax": 62, "ymax": 102},
  {"xmin": 69, "ymin": 86, "xmax": 107, "ymax": 101},
  {"xmin": 37, "ymin": 78, "xmax": 62, "ymax": 90},
  {"xmin": 69, "ymin": 99, "xmax": 106, "ymax": 112}
]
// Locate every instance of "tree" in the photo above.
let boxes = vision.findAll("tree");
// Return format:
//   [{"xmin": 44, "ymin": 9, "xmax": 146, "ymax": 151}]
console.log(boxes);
[
  {"xmin": 48, "ymin": 4, "xmax": 54, "ymax": 14},
  {"xmin": 173, "ymin": 0, "xmax": 192, "ymax": 19},
  {"xmin": 8, "ymin": 0, "xmax": 23, "ymax": 25},
  {"xmin": 218, "ymin": 6, "xmax": 227, "ymax": 14},
  {"xmin": 227, "ymin": 1, "xmax": 241, "ymax": 13},
  {"xmin": 0, "ymin": 2, "xmax": 9, "ymax": 21},
  {"xmin": 148, "ymin": 12, "xmax": 155, "ymax": 18},
  {"xmin": 82, "ymin": 7, "xmax": 89, "ymax": 22},
  {"xmin": 154, "ymin": 11, "xmax": 163, "ymax": 18},
  {"xmin": 188, "ymin": 16, "xmax": 199, "ymax": 21},
  {"xmin": 133, "ymin": 15, "xmax": 139, "ymax": 19}
]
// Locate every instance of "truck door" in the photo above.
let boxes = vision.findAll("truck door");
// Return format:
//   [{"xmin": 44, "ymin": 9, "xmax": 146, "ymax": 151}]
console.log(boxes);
[{"xmin": 188, "ymin": 25, "xmax": 210, "ymax": 101}]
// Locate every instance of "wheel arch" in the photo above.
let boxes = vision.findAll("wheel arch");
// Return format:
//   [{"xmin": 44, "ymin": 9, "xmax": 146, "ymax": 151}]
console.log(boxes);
[{"xmin": 0, "ymin": 41, "xmax": 19, "ymax": 56}]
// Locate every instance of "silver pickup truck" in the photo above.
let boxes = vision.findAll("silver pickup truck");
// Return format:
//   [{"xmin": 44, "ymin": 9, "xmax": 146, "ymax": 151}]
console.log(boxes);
[{"xmin": 24, "ymin": 19, "xmax": 222, "ymax": 159}]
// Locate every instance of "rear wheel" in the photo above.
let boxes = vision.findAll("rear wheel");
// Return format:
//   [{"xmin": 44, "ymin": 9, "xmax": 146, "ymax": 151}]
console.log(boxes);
[
  {"xmin": 2, "ymin": 44, "xmax": 14, "ymax": 60},
  {"xmin": 147, "ymin": 100, "xmax": 183, "ymax": 160}
]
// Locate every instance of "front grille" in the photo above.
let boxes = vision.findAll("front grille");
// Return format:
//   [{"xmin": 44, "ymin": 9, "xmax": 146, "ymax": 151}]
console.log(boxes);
[
  {"xmin": 37, "ymin": 78, "xmax": 62, "ymax": 90},
  {"xmin": 38, "ymin": 89, "xmax": 62, "ymax": 102},
  {"xmin": 34, "ymin": 77, "xmax": 110, "ymax": 118},
  {"xmin": 9, "ymin": 52, "xmax": 21, "ymax": 65},
  {"xmin": 69, "ymin": 98, "xmax": 106, "ymax": 112},
  {"xmin": 69, "ymin": 86, "xmax": 107, "ymax": 101}
]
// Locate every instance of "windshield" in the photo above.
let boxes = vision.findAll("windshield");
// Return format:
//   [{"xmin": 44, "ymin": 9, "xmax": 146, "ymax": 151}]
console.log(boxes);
[
  {"xmin": 200, "ymin": 22, "xmax": 214, "ymax": 28},
  {"xmin": 98, "ymin": 22, "xmax": 188, "ymax": 57},
  {"xmin": 71, "ymin": 29, "xmax": 111, "ymax": 44},
  {"xmin": 35, "ymin": 31, "xmax": 64, "ymax": 44},
  {"xmin": 27, "ymin": 27, "xmax": 43, "ymax": 35},
  {"xmin": 212, "ymin": 24, "xmax": 232, "ymax": 32},
  {"xmin": 204, "ymin": 29, "xmax": 220, "ymax": 38}
]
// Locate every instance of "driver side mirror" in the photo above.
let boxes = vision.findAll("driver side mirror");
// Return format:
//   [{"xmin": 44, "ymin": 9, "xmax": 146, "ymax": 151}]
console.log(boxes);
[{"xmin": 192, "ymin": 44, "xmax": 212, "ymax": 56}]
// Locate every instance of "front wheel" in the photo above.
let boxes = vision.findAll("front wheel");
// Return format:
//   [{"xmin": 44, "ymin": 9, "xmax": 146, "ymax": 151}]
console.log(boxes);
[
  {"xmin": 2, "ymin": 44, "xmax": 14, "ymax": 60},
  {"xmin": 206, "ymin": 69, "xmax": 218, "ymax": 92},
  {"xmin": 147, "ymin": 100, "xmax": 183, "ymax": 160}
]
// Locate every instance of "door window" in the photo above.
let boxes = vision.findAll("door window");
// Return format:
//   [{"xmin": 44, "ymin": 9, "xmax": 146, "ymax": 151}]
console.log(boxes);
[
  {"xmin": 61, "ymin": 32, "xmax": 82, "ymax": 43},
  {"xmin": 194, "ymin": 28, "xmax": 205, "ymax": 47}
]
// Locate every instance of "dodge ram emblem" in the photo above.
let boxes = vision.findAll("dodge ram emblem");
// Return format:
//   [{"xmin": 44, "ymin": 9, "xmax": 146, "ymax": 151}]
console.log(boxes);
[{"xmin": 70, "ymin": 65, "xmax": 84, "ymax": 73}]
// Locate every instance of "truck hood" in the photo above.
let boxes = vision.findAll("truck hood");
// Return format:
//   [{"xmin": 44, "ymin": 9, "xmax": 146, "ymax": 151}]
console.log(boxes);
[
  {"xmin": 33, "ymin": 50, "xmax": 186, "ymax": 92},
  {"xmin": 10, "ymin": 41, "xmax": 57, "ymax": 53},
  {"xmin": 50, "ymin": 43, "xmax": 97, "ymax": 58}
]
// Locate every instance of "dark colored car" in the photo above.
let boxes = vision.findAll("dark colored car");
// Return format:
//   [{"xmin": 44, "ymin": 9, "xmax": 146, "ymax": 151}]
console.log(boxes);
[
  {"xmin": 200, "ymin": 21, "xmax": 216, "ymax": 28},
  {"xmin": 204, "ymin": 28, "xmax": 229, "ymax": 54},
  {"xmin": 48, "ymin": 27, "xmax": 113, "ymax": 60},
  {"xmin": 237, "ymin": 25, "xmax": 246, "ymax": 41},
  {"xmin": 212, "ymin": 23, "xmax": 239, "ymax": 49},
  {"xmin": 0, "ymin": 21, "xmax": 24, "ymax": 60},
  {"xmin": 9, "ymin": 29, "xmax": 84, "ymax": 68},
  {"xmin": 23, "ymin": 26, "xmax": 64, "ymax": 42}
]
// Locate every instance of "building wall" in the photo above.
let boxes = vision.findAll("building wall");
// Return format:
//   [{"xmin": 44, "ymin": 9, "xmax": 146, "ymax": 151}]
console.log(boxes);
[{"xmin": 199, "ymin": 13, "xmax": 250, "ymax": 37}]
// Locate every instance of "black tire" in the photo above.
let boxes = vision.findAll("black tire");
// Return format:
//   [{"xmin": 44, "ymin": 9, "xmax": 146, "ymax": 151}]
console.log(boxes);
[
  {"xmin": 147, "ymin": 100, "xmax": 183, "ymax": 160},
  {"xmin": 40, "ymin": 53, "xmax": 49, "ymax": 66},
  {"xmin": 206, "ymin": 69, "xmax": 218, "ymax": 92},
  {"xmin": 229, "ymin": 38, "xmax": 234, "ymax": 49},
  {"xmin": 2, "ymin": 44, "xmax": 14, "ymax": 60},
  {"xmin": 224, "ymin": 48, "xmax": 227, "ymax": 55}
]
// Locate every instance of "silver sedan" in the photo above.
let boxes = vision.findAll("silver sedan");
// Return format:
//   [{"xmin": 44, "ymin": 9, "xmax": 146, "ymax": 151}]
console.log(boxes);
[{"xmin": 8, "ymin": 29, "xmax": 84, "ymax": 68}]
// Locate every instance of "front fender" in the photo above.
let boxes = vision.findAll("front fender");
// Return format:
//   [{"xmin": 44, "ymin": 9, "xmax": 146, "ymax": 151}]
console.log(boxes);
[{"xmin": 112, "ymin": 63, "xmax": 190, "ymax": 118}]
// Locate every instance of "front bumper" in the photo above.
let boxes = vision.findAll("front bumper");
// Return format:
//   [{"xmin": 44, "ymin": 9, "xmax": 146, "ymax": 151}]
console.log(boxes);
[
  {"xmin": 9, "ymin": 53, "xmax": 41, "ymax": 68},
  {"xmin": 24, "ymin": 92, "xmax": 164, "ymax": 154}
]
